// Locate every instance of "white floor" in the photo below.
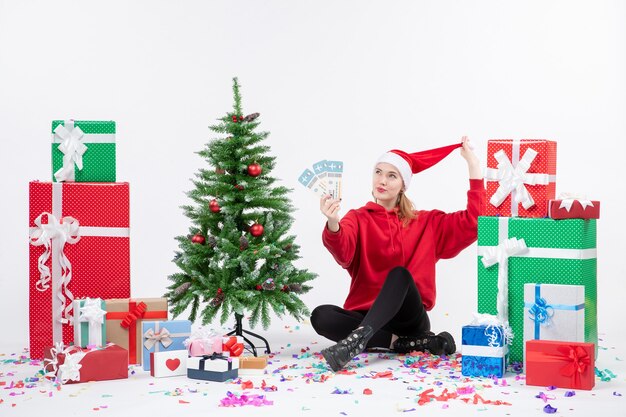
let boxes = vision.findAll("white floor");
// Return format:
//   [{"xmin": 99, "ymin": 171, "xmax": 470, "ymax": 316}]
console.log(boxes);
[{"xmin": 1, "ymin": 320, "xmax": 624, "ymax": 417}]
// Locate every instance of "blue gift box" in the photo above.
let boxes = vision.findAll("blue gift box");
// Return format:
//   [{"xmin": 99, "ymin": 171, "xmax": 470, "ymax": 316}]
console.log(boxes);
[
  {"xmin": 141, "ymin": 320, "xmax": 191, "ymax": 371},
  {"xmin": 461, "ymin": 324, "xmax": 509, "ymax": 378}
]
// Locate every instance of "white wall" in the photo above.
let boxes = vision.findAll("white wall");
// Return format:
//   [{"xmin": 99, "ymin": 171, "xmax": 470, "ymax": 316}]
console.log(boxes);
[{"xmin": 1, "ymin": 0, "xmax": 624, "ymax": 350}]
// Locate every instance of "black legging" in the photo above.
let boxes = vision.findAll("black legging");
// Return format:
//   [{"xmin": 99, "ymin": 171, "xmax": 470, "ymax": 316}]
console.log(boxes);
[{"xmin": 310, "ymin": 266, "xmax": 431, "ymax": 348}]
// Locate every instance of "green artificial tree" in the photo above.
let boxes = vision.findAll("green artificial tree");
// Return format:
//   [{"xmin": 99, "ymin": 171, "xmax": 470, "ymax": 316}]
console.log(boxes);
[{"xmin": 166, "ymin": 78, "xmax": 316, "ymax": 352}]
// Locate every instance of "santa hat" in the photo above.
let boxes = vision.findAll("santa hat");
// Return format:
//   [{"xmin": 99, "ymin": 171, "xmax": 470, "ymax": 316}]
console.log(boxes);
[{"xmin": 376, "ymin": 143, "xmax": 462, "ymax": 189}]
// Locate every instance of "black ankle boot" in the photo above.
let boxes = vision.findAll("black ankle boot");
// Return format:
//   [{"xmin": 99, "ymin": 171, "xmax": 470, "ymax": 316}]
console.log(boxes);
[
  {"xmin": 321, "ymin": 325, "xmax": 374, "ymax": 372},
  {"xmin": 392, "ymin": 331, "xmax": 456, "ymax": 355}
]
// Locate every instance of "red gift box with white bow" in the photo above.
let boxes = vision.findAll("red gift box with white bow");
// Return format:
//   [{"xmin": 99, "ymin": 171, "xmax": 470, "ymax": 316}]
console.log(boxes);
[
  {"xmin": 525, "ymin": 340, "xmax": 595, "ymax": 390},
  {"xmin": 485, "ymin": 139, "xmax": 557, "ymax": 218},
  {"xmin": 548, "ymin": 194, "xmax": 600, "ymax": 219},
  {"xmin": 29, "ymin": 181, "xmax": 131, "ymax": 359},
  {"xmin": 43, "ymin": 343, "xmax": 128, "ymax": 384}
]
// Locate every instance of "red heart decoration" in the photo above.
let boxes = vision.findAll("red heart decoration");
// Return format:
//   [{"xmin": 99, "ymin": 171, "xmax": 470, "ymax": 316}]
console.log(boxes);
[{"xmin": 166, "ymin": 358, "xmax": 181, "ymax": 371}]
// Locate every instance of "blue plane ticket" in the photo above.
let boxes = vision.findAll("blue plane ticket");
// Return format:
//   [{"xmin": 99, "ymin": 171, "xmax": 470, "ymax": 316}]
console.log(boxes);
[
  {"xmin": 325, "ymin": 160, "xmax": 343, "ymax": 200},
  {"xmin": 298, "ymin": 168, "xmax": 327, "ymax": 197}
]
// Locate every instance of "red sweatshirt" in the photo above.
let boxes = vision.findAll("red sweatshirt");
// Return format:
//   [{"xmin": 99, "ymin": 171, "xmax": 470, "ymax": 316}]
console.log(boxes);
[{"xmin": 322, "ymin": 179, "xmax": 485, "ymax": 312}]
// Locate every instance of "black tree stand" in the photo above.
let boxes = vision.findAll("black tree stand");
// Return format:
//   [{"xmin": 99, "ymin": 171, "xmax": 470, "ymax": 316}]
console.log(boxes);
[{"xmin": 225, "ymin": 313, "xmax": 271, "ymax": 356}]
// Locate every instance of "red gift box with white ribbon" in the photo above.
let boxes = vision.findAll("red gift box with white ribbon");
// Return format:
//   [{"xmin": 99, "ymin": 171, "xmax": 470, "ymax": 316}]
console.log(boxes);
[
  {"xmin": 485, "ymin": 139, "xmax": 557, "ymax": 218},
  {"xmin": 43, "ymin": 343, "xmax": 128, "ymax": 384},
  {"xmin": 548, "ymin": 193, "xmax": 600, "ymax": 219},
  {"xmin": 28, "ymin": 181, "xmax": 130, "ymax": 359},
  {"xmin": 526, "ymin": 339, "xmax": 595, "ymax": 390}
]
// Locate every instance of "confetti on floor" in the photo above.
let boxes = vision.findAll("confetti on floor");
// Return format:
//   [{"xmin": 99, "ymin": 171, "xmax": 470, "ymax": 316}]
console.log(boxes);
[{"xmin": 1, "ymin": 324, "xmax": 625, "ymax": 415}]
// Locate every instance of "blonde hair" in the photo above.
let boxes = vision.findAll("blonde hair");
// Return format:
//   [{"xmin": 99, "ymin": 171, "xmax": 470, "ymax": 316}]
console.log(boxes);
[{"xmin": 397, "ymin": 191, "xmax": 417, "ymax": 227}]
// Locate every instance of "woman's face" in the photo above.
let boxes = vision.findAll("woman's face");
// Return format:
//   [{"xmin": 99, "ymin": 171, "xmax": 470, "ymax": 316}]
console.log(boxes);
[{"xmin": 372, "ymin": 162, "xmax": 404, "ymax": 206}]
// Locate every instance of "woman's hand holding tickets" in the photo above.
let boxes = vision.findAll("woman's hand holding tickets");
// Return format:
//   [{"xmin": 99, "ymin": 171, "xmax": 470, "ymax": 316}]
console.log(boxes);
[{"xmin": 321, "ymin": 194, "xmax": 341, "ymax": 232}]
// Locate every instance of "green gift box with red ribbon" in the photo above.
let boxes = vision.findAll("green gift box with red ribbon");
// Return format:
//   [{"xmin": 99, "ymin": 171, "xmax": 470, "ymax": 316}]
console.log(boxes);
[
  {"xmin": 105, "ymin": 298, "xmax": 168, "ymax": 365},
  {"xmin": 477, "ymin": 216, "xmax": 597, "ymax": 363}
]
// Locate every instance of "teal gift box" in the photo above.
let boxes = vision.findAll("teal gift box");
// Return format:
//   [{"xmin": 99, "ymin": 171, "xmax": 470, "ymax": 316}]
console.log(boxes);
[
  {"xmin": 51, "ymin": 120, "xmax": 116, "ymax": 182},
  {"xmin": 73, "ymin": 298, "xmax": 107, "ymax": 348},
  {"xmin": 477, "ymin": 216, "xmax": 597, "ymax": 363},
  {"xmin": 141, "ymin": 320, "xmax": 191, "ymax": 371}
]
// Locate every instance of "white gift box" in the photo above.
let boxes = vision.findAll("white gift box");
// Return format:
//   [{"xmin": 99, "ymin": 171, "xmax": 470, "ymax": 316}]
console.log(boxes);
[
  {"xmin": 150, "ymin": 350, "xmax": 187, "ymax": 378},
  {"xmin": 523, "ymin": 283, "xmax": 585, "ymax": 354},
  {"xmin": 187, "ymin": 354, "xmax": 239, "ymax": 382}
]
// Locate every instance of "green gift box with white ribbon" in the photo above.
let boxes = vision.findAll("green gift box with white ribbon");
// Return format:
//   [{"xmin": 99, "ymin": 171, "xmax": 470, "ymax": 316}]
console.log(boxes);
[
  {"xmin": 51, "ymin": 120, "xmax": 116, "ymax": 182},
  {"xmin": 477, "ymin": 216, "xmax": 597, "ymax": 363},
  {"xmin": 73, "ymin": 298, "xmax": 107, "ymax": 348}
]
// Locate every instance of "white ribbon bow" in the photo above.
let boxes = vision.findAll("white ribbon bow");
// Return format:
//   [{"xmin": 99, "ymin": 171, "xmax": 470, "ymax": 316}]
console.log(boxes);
[
  {"xmin": 486, "ymin": 148, "xmax": 550, "ymax": 210},
  {"xmin": 29, "ymin": 212, "xmax": 81, "ymax": 324},
  {"xmin": 78, "ymin": 298, "xmax": 106, "ymax": 327},
  {"xmin": 43, "ymin": 342, "xmax": 86, "ymax": 384},
  {"xmin": 143, "ymin": 328, "xmax": 173, "ymax": 350},
  {"xmin": 480, "ymin": 237, "xmax": 528, "ymax": 268},
  {"xmin": 57, "ymin": 351, "xmax": 84, "ymax": 383},
  {"xmin": 558, "ymin": 192, "xmax": 595, "ymax": 212},
  {"xmin": 481, "ymin": 237, "xmax": 528, "ymax": 324},
  {"xmin": 54, "ymin": 121, "xmax": 87, "ymax": 182}
]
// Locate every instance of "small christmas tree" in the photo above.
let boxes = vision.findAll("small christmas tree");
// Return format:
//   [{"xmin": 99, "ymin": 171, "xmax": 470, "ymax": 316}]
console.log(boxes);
[{"xmin": 166, "ymin": 78, "xmax": 316, "ymax": 330}]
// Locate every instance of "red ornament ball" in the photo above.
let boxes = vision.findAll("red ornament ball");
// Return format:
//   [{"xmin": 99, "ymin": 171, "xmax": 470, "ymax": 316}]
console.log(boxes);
[
  {"xmin": 191, "ymin": 233, "xmax": 205, "ymax": 245},
  {"xmin": 247, "ymin": 163, "xmax": 262, "ymax": 177},
  {"xmin": 249, "ymin": 223, "xmax": 264, "ymax": 237},
  {"xmin": 255, "ymin": 285, "xmax": 263, "ymax": 291},
  {"xmin": 235, "ymin": 184, "xmax": 244, "ymax": 191},
  {"xmin": 232, "ymin": 115, "xmax": 238, "ymax": 122},
  {"xmin": 209, "ymin": 199, "xmax": 220, "ymax": 213}
]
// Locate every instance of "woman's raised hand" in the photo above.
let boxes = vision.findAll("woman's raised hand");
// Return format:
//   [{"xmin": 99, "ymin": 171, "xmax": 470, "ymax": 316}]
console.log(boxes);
[{"xmin": 459, "ymin": 136, "xmax": 482, "ymax": 179}]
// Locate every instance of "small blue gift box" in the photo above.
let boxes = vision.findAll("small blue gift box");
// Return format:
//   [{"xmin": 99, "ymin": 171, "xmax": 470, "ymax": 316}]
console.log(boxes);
[
  {"xmin": 461, "ymin": 324, "xmax": 509, "ymax": 378},
  {"xmin": 187, "ymin": 353, "xmax": 239, "ymax": 382},
  {"xmin": 141, "ymin": 320, "xmax": 191, "ymax": 371}
]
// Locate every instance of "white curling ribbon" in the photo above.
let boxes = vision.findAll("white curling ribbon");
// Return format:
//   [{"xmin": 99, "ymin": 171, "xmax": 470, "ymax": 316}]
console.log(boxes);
[
  {"xmin": 77, "ymin": 298, "xmax": 106, "ymax": 345},
  {"xmin": 557, "ymin": 192, "xmax": 595, "ymax": 212},
  {"xmin": 470, "ymin": 313, "xmax": 514, "ymax": 347},
  {"xmin": 53, "ymin": 121, "xmax": 88, "ymax": 182},
  {"xmin": 43, "ymin": 342, "xmax": 65, "ymax": 380},
  {"xmin": 29, "ymin": 212, "xmax": 80, "ymax": 324},
  {"xmin": 485, "ymin": 148, "xmax": 550, "ymax": 210},
  {"xmin": 481, "ymin": 237, "xmax": 528, "ymax": 324},
  {"xmin": 143, "ymin": 328, "xmax": 173, "ymax": 350}
]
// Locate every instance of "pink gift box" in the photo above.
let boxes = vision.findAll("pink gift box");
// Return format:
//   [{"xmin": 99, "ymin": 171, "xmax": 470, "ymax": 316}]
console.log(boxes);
[{"xmin": 188, "ymin": 337, "xmax": 223, "ymax": 357}]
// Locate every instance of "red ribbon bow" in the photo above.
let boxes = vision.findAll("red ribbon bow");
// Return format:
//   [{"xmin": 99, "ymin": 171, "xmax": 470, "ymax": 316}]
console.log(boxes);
[
  {"xmin": 557, "ymin": 345, "xmax": 590, "ymax": 384},
  {"xmin": 223, "ymin": 336, "xmax": 244, "ymax": 357},
  {"xmin": 120, "ymin": 301, "xmax": 147, "ymax": 329}
]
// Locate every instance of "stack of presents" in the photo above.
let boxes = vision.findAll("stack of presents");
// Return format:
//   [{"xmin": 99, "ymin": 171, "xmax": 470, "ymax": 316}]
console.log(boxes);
[
  {"xmin": 461, "ymin": 139, "xmax": 600, "ymax": 390},
  {"xmin": 28, "ymin": 120, "xmax": 268, "ymax": 384}
]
